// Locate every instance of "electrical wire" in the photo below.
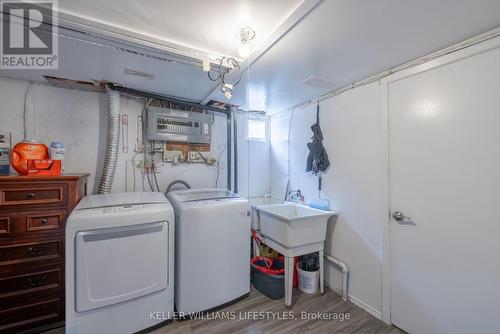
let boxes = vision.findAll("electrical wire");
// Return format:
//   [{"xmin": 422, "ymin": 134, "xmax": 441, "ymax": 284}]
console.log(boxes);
[
  {"xmin": 146, "ymin": 171, "xmax": 154, "ymax": 192},
  {"xmin": 141, "ymin": 98, "xmax": 154, "ymax": 191},
  {"xmin": 126, "ymin": 153, "xmax": 141, "ymax": 192},
  {"xmin": 215, "ymin": 164, "xmax": 220, "ymax": 188},
  {"xmin": 189, "ymin": 145, "xmax": 209, "ymax": 164},
  {"xmin": 207, "ymin": 57, "xmax": 242, "ymax": 98},
  {"xmin": 132, "ymin": 161, "xmax": 136, "ymax": 191},
  {"xmin": 215, "ymin": 149, "xmax": 225, "ymax": 188},
  {"xmin": 221, "ymin": 57, "xmax": 242, "ymax": 87},
  {"xmin": 152, "ymin": 161, "xmax": 160, "ymax": 192},
  {"xmin": 207, "ymin": 56, "xmax": 229, "ymax": 82},
  {"xmin": 207, "ymin": 67, "xmax": 222, "ymax": 81},
  {"xmin": 212, "ymin": 112, "xmax": 227, "ymax": 188}
]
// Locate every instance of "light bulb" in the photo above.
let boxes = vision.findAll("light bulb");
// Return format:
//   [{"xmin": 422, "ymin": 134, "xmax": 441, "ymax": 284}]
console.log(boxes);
[
  {"xmin": 239, "ymin": 40, "xmax": 250, "ymax": 58},
  {"xmin": 237, "ymin": 27, "xmax": 254, "ymax": 58}
]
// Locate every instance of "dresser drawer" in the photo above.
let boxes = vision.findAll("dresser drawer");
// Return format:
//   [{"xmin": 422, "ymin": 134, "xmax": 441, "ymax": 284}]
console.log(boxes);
[
  {"xmin": 0, "ymin": 211, "xmax": 66, "ymax": 239},
  {"xmin": 0, "ymin": 239, "xmax": 63, "ymax": 266},
  {"xmin": 21, "ymin": 210, "xmax": 67, "ymax": 234},
  {"xmin": 0, "ymin": 184, "xmax": 67, "ymax": 208},
  {"xmin": 0, "ymin": 265, "xmax": 62, "ymax": 298},
  {"xmin": 0, "ymin": 298, "xmax": 62, "ymax": 333},
  {"xmin": 0, "ymin": 214, "xmax": 15, "ymax": 237}
]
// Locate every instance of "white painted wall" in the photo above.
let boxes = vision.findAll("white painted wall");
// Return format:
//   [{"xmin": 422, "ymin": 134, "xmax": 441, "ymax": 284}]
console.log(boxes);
[
  {"xmin": 0, "ymin": 76, "xmax": 228, "ymax": 193},
  {"xmin": 236, "ymin": 112, "xmax": 270, "ymax": 199},
  {"xmin": 271, "ymin": 82, "xmax": 387, "ymax": 316},
  {"xmin": 270, "ymin": 35, "xmax": 500, "ymax": 321},
  {"xmin": 269, "ymin": 111, "xmax": 290, "ymax": 201}
]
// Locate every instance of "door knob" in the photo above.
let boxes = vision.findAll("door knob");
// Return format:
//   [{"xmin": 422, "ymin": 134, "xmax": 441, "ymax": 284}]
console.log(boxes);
[
  {"xmin": 392, "ymin": 211, "xmax": 416, "ymax": 225},
  {"xmin": 392, "ymin": 211, "xmax": 405, "ymax": 221}
]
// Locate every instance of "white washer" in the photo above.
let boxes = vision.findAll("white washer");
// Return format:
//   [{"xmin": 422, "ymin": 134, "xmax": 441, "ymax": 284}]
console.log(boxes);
[
  {"xmin": 167, "ymin": 189, "xmax": 250, "ymax": 314},
  {"xmin": 66, "ymin": 192, "xmax": 174, "ymax": 334}
]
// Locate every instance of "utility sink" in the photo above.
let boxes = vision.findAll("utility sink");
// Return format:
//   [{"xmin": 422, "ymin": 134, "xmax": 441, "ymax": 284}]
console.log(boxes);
[{"xmin": 256, "ymin": 203, "xmax": 336, "ymax": 249}]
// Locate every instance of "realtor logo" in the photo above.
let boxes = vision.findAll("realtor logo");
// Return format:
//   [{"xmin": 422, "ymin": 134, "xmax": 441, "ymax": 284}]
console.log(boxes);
[{"xmin": 1, "ymin": 0, "xmax": 58, "ymax": 69}]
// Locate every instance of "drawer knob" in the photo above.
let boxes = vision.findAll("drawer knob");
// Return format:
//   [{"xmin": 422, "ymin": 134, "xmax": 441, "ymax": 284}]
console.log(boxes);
[
  {"xmin": 41, "ymin": 218, "xmax": 49, "ymax": 224},
  {"xmin": 27, "ymin": 192, "xmax": 36, "ymax": 199},
  {"xmin": 28, "ymin": 275, "xmax": 48, "ymax": 286},
  {"xmin": 27, "ymin": 246, "xmax": 48, "ymax": 257}
]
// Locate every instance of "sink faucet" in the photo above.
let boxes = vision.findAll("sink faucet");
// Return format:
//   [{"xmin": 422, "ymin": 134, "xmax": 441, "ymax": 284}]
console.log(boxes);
[{"xmin": 288, "ymin": 189, "xmax": 304, "ymax": 203}]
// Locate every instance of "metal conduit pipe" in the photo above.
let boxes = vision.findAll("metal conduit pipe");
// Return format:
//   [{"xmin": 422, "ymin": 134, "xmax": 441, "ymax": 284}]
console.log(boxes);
[
  {"xmin": 324, "ymin": 254, "xmax": 349, "ymax": 301},
  {"xmin": 98, "ymin": 87, "xmax": 121, "ymax": 194}
]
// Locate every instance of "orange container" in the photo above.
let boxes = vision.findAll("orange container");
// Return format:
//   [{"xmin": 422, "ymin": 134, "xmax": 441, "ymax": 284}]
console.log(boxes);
[
  {"xmin": 27, "ymin": 159, "xmax": 61, "ymax": 176},
  {"xmin": 11, "ymin": 141, "xmax": 49, "ymax": 175}
]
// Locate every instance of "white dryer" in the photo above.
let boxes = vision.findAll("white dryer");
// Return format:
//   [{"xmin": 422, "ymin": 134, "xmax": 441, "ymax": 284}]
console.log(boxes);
[
  {"xmin": 167, "ymin": 189, "xmax": 250, "ymax": 314},
  {"xmin": 66, "ymin": 192, "xmax": 174, "ymax": 334}
]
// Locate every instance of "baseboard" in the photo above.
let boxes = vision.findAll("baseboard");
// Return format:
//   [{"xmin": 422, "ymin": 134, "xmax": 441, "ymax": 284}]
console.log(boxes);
[
  {"xmin": 348, "ymin": 295, "xmax": 383, "ymax": 320},
  {"xmin": 324, "ymin": 280, "xmax": 383, "ymax": 321}
]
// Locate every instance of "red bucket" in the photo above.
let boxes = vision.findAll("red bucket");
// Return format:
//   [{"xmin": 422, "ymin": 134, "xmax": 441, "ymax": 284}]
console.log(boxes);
[{"xmin": 251, "ymin": 256, "xmax": 285, "ymax": 275}]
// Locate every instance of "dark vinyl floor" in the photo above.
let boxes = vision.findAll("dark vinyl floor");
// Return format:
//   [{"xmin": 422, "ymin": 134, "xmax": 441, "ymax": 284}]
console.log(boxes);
[{"xmin": 45, "ymin": 288, "xmax": 404, "ymax": 334}]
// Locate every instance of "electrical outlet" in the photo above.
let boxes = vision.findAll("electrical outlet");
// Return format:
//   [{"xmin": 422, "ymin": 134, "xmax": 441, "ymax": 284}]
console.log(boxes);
[
  {"xmin": 163, "ymin": 150, "xmax": 183, "ymax": 163},
  {"xmin": 189, "ymin": 151, "xmax": 199, "ymax": 161},
  {"xmin": 188, "ymin": 151, "xmax": 213, "ymax": 163}
]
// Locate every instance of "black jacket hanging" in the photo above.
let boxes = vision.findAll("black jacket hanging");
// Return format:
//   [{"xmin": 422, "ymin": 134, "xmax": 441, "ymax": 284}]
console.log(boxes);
[{"xmin": 306, "ymin": 103, "xmax": 330, "ymax": 175}]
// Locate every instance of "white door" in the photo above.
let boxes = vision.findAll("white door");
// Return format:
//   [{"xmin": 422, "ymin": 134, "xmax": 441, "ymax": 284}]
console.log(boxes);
[{"xmin": 389, "ymin": 45, "xmax": 500, "ymax": 334}]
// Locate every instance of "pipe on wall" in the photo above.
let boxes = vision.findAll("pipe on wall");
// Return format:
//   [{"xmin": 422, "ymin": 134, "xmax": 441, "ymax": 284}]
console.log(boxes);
[
  {"xmin": 233, "ymin": 113, "xmax": 238, "ymax": 194},
  {"xmin": 226, "ymin": 108, "xmax": 232, "ymax": 191},
  {"xmin": 324, "ymin": 254, "xmax": 349, "ymax": 301},
  {"xmin": 97, "ymin": 87, "xmax": 121, "ymax": 194}
]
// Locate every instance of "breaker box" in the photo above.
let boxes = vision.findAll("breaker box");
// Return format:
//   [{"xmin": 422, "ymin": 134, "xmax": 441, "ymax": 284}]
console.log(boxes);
[{"xmin": 147, "ymin": 107, "xmax": 212, "ymax": 144}]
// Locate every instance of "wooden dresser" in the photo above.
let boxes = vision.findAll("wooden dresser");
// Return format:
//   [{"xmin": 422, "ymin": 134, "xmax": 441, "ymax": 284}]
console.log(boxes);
[{"xmin": 0, "ymin": 174, "xmax": 89, "ymax": 334}]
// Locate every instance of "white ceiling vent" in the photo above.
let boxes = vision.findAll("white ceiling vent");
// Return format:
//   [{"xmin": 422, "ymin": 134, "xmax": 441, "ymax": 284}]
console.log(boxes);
[{"xmin": 298, "ymin": 75, "xmax": 340, "ymax": 89}]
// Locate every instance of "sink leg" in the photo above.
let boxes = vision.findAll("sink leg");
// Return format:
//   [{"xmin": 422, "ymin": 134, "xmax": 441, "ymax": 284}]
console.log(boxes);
[
  {"xmin": 319, "ymin": 249, "xmax": 324, "ymax": 295},
  {"xmin": 285, "ymin": 256, "xmax": 294, "ymax": 306}
]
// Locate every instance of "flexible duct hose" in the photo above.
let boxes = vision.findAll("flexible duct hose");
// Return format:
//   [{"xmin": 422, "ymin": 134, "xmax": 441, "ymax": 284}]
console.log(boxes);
[
  {"xmin": 165, "ymin": 179, "xmax": 191, "ymax": 194},
  {"xmin": 98, "ymin": 88, "xmax": 120, "ymax": 194}
]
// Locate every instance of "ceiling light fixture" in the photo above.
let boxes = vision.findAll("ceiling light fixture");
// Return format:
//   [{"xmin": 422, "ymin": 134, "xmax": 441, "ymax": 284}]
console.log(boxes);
[{"xmin": 238, "ymin": 27, "xmax": 255, "ymax": 58}]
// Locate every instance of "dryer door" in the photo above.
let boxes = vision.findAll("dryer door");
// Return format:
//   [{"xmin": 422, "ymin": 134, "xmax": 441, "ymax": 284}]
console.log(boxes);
[{"xmin": 74, "ymin": 222, "xmax": 168, "ymax": 312}]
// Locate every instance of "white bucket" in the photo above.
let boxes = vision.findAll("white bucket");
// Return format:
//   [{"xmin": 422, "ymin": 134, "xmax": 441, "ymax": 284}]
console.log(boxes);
[{"xmin": 297, "ymin": 264, "xmax": 319, "ymax": 294}]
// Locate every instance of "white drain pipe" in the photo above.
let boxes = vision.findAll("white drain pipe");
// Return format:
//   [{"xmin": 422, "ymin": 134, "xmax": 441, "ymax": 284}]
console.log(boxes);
[
  {"xmin": 97, "ymin": 87, "xmax": 120, "ymax": 194},
  {"xmin": 324, "ymin": 254, "xmax": 348, "ymax": 300}
]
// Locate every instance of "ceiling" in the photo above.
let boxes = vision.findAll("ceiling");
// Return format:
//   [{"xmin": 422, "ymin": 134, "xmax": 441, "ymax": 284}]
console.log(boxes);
[
  {"xmin": 1, "ymin": 0, "xmax": 500, "ymax": 113},
  {"xmin": 56, "ymin": 0, "xmax": 304, "ymax": 59},
  {"xmin": 0, "ymin": 0, "xmax": 309, "ymax": 103},
  {"xmin": 222, "ymin": 0, "xmax": 500, "ymax": 113}
]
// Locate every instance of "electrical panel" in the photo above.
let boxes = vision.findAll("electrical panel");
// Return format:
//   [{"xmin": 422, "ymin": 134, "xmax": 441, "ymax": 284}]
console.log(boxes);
[{"xmin": 147, "ymin": 106, "xmax": 212, "ymax": 144}]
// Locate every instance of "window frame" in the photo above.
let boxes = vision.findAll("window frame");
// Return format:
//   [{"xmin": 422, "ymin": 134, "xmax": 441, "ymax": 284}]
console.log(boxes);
[{"xmin": 246, "ymin": 117, "xmax": 268, "ymax": 142}]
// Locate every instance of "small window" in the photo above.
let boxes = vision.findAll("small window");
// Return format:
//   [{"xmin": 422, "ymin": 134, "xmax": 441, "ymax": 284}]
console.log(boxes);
[{"xmin": 247, "ymin": 119, "xmax": 267, "ymax": 141}]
